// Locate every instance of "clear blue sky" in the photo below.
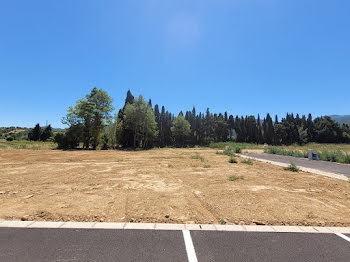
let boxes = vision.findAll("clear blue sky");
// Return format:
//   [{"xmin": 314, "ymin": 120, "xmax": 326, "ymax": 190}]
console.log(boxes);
[{"xmin": 1, "ymin": 0, "xmax": 349, "ymax": 128}]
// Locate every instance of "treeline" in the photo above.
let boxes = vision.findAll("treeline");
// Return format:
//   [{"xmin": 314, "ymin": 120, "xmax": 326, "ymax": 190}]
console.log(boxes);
[
  {"xmin": 28, "ymin": 124, "xmax": 53, "ymax": 142},
  {"xmin": 55, "ymin": 88, "xmax": 350, "ymax": 149}
]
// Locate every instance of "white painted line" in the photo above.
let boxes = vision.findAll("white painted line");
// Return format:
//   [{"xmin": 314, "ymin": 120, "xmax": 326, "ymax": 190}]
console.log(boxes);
[
  {"xmin": 182, "ymin": 230, "xmax": 198, "ymax": 262},
  {"xmin": 335, "ymin": 233, "xmax": 350, "ymax": 242}
]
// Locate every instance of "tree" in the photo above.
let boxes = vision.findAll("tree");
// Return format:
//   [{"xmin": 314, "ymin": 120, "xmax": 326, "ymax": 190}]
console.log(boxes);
[
  {"xmin": 117, "ymin": 90, "xmax": 135, "ymax": 147},
  {"xmin": 63, "ymin": 87, "xmax": 114, "ymax": 149},
  {"xmin": 274, "ymin": 123, "xmax": 287, "ymax": 145},
  {"xmin": 40, "ymin": 125, "xmax": 53, "ymax": 142},
  {"xmin": 171, "ymin": 115, "xmax": 191, "ymax": 147},
  {"xmin": 313, "ymin": 116, "xmax": 342, "ymax": 143},
  {"xmin": 123, "ymin": 96, "xmax": 158, "ymax": 148},
  {"xmin": 28, "ymin": 124, "xmax": 42, "ymax": 141},
  {"xmin": 298, "ymin": 126, "xmax": 308, "ymax": 145},
  {"xmin": 54, "ymin": 124, "xmax": 83, "ymax": 149}
]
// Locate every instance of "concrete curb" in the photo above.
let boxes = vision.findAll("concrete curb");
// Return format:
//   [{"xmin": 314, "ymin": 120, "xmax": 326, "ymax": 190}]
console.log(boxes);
[
  {"xmin": 0, "ymin": 220, "xmax": 349, "ymax": 233},
  {"xmin": 239, "ymin": 154, "xmax": 349, "ymax": 181}
]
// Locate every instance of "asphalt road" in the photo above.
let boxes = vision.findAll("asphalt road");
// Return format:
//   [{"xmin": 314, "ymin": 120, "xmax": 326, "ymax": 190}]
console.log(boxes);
[
  {"xmin": 0, "ymin": 228, "xmax": 349, "ymax": 262},
  {"xmin": 245, "ymin": 153, "xmax": 350, "ymax": 177}
]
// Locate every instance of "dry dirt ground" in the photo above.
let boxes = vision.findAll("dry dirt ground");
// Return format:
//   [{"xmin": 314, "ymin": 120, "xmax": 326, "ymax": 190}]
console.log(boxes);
[{"xmin": 0, "ymin": 148, "xmax": 349, "ymax": 227}]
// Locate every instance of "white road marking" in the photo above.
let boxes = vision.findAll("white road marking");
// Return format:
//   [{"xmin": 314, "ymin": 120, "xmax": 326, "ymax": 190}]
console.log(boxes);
[
  {"xmin": 182, "ymin": 230, "xmax": 198, "ymax": 262},
  {"xmin": 335, "ymin": 233, "xmax": 350, "ymax": 242}
]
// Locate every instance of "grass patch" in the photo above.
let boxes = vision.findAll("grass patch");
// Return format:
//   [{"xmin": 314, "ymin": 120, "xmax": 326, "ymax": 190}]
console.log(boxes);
[
  {"xmin": 0, "ymin": 140, "xmax": 57, "ymax": 150},
  {"xmin": 168, "ymin": 164, "xmax": 174, "ymax": 168},
  {"xmin": 203, "ymin": 164, "xmax": 211, "ymax": 168},
  {"xmin": 228, "ymin": 157, "xmax": 238, "ymax": 163},
  {"xmin": 241, "ymin": 159, "xmax": 253, "ymax": 165},
  {"xmin": 191, "ymin": 153, "xmax": 205, "ymax": 162},
  {"xmin": 284, "ymin": 162, "xmax": 300, "ymax": 172},
  {"xmin": 265, "ymin": 146, "xmax": 350, "ymax": 164},
  {"xmin": 209, "ymin": 142, "xmax": 262, "ymax": 149},
  {"xmin": 229, "ymin": 175, "xmax": 244, "ymax": 181}
]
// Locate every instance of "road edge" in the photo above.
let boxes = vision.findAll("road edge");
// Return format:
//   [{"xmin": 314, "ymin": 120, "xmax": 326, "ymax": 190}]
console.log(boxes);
[{"xmin": 0, "ymin": 220, "xmax": 349, "ymax": 233}]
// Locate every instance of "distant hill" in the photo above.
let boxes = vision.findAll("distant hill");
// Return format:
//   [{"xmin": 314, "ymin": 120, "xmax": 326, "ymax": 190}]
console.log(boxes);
[
  {"xmin": 330, "ymin": 115, "xmax": 350, "ymax": 125},
  {"xmin": 0, "ymin": 126, "xmax": 65, "ymax": 140}
]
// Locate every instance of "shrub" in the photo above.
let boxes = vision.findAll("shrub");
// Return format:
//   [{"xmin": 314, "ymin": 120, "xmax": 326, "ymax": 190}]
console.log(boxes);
[
  {"xmin": 234, "ymin": 147, "xmax": 242, "ymax": 153},
  {"xmin": 6, "ymin": 136, "xmax": 14, "ymax": 141},
  {"xmin": 241, "ymin": 159, "xmax": 253, "ymax": 165},
  {"xmin": 229, "ymin": 175, "xmax": 244, "ymax": 181},
  {"xmin": 229, "ymin": 157, "xmax": 237, "ymax": 163},
  {"xmin": 284, "ymin": 162, "xmax": 300, "ymax": 172},
  {"xmin": 220, "ymin": 218, "xmax": 227, "ymax": 225},
  {"xmin": 223, "ymin": 147, "xmax": 234, "ymax": 156},
  {"xmin": 191, "ymin": 153, "xmax": 204, "ymax": 162}
]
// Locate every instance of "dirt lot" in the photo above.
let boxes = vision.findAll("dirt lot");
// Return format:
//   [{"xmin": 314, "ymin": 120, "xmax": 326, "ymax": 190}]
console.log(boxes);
[{"xmin": 0, "ymin": 148, "xmax": 349, "ymax": 226}]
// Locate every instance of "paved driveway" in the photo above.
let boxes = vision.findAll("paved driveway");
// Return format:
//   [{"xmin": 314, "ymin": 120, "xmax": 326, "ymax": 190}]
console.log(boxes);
[{"xmin": 244, "ymin": 153, "xmax": 350, "ymax": 177}]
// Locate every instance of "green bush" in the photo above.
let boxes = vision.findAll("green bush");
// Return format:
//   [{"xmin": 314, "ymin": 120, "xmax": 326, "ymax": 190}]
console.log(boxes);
[
  {"xmin": 229, "ymin": 157, "xmax": 238, "ymax": 163},
  {"xmin": 6, "ymin": 136, "xmax": 14, "ymax": 141},
  {"xmin": 229, "ymin": 175, "xmax": 244, "ymax": 181},
  {"xmin": 241, "ymin": 159, "xmax": 253, "ymax": 165},
  {"xmin": 284, "ymin": 162, "xmax": 300, "ymax": 172}
]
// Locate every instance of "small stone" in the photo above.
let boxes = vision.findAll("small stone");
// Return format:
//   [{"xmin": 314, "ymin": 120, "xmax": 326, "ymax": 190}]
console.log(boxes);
[
  {"xmin": 23, "ymin": 194, "xmax": 33, "ymax": 199},
  {"xmin": 21, "ymin": 216, "xmax": 29, "ymax": 221},
  {"xmin": 253, "ymin": 220, "xmax": 265, "ymax": 225},
  {"xmin": 165, "ymin": 215, "xmax": 170, "ymax": 219}
]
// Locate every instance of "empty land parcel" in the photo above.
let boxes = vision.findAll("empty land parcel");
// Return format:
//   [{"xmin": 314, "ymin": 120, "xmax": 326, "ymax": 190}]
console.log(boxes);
[{"xmin": 0, "ymin": 148, "xmax": 349, "ymax": 226}]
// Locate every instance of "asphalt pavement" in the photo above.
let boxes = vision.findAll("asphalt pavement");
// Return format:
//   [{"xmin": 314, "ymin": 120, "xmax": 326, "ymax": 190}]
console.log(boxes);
[
  {"xmin": 0, "ymin": 228, "xmax": 349, "ymax": 262},
  {"xmin": 244, "ymin": 153, "xmax": 350, "ymax": 177}
]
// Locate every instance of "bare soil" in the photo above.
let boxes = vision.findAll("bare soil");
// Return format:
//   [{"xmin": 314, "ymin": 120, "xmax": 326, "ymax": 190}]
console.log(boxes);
[{"xmin": 0, "ymin": 149, "xmax": 349, "ymax": 226}]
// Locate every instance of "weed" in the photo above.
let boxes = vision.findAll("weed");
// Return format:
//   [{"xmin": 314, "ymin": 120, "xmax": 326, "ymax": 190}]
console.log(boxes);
[
  {"xmin": 241, "ymin": 159, "xmax": 253, "ymax": 165},
  {"xmin": 234, "ymin": 147, "xmax": 242, "ymax": 153},
  {"xmin": 229, "ymin": 175, "xmax": 244, "ymax": 181},
  {"xmin": 191, "ymin": 153, "xmax": 205, "ymax": 162},
  {"xmin": 229, "ymin": 157, "xmax": 237, "ymax": 163},
  {"xmin": 168, "ymin": 164, "xmax": 174, "ymax": 168},
  {"xmin": 220, "ymin": 218, "xmax": 227, "ymax": 225},
  {"xmin": 203, "ymin": 164, "xmax": 211, "ymax": 168},
  {"xmin": 284, "ymin": 162, "xmax": 300, "ymax": 172}
]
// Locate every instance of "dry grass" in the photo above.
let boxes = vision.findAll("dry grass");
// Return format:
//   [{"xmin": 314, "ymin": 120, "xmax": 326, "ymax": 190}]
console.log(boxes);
[
  {"xmin": 0, "ymin": 148, "xmax": 349, "ymax": 226},
  {"xmin": 281, "ymin": 143, "xmax": 350, "ymax": 154}
]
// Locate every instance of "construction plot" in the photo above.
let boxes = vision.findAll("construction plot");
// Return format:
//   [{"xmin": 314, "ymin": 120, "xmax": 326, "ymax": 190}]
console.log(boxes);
[{"xmin": 0, "ymin": 149, "xmax": 349, "ymax": 226}]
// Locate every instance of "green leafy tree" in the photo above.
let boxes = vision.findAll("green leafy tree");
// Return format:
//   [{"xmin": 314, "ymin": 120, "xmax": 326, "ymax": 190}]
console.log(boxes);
[
  {"xmin": 63, "ymin": 87, "xmax": 114, "ymax": 149},
  {"xmin": 171, "ymin": 115, "xmax": 191, "ymax": 147},
  {"xmin": 123, "ymin": 96, "xmax": 158, "ymax": 148},
  {"xmin": 298, "ymin": 126, "xmax": 308, "ymax": 145}
]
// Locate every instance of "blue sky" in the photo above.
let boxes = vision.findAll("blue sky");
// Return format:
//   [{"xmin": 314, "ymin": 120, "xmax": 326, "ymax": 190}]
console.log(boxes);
[{"xmin": 1, "ymin": 0, "xmax": 349, "ymax": 128}]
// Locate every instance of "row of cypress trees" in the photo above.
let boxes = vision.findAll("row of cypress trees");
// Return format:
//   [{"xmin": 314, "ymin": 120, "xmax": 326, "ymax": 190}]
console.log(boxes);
[{"xmin": 117, "ymin": 90, "xmax": 350, "ymax": 147}]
